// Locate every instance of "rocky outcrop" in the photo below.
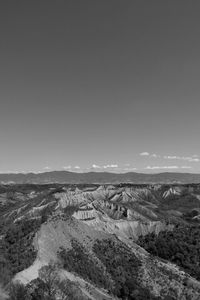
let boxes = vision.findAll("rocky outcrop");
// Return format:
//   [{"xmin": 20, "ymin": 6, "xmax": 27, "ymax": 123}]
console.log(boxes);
[
  {"xmin": 54, "ymin": 190, "xmax": 88, "ymax": 208},
  {"xmin": 113, "ymin": 220, "xmax": 174, "ymax": 240},
  {"xmin": 163, "ymin": 187, "xmax": 183, "ymax": 198},
  {"xmin": 73, "ymin": 206, "xmax": 97, "ymax": 220}
]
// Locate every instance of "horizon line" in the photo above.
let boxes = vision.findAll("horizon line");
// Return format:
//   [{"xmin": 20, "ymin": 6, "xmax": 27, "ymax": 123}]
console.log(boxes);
[{"xmin": 0, "ymin": 170, "xmax": 198, "ymax": 175}]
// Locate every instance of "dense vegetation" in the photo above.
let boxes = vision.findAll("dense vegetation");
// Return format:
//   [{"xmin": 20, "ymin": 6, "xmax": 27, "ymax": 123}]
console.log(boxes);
[
  {"xmin": 58, "ymin": 239, "xmax": 110, "ymax": 290},
  {"xmin": 93, "ymin": 239, "xmax": 158, "ymax": 299},
  {"xmin": 137, "ymin": 224, "xmax": 200, "ymax": 280},
  {"xmin": 0, "ymin": 218, "xmax": 41, "ymax": 282},
  {"xmin": 58, "ymin": 238, "xmax": 158, "ymax": 299},
  {"xmin": 160, "ymin": 193, "xmax": 200, "ymax": 213},
  {"xmin": 7, "ymin": 263, "xmax": 85, "ymax": 300}
]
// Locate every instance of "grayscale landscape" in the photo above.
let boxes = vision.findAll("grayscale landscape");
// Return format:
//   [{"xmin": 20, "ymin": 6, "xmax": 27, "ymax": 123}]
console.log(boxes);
[
  {"xmin": 1, "ymin": 181, "xmax": 200, "ymax": 299},
  {"xmin": 1, "ymin": 1, "xmax": 200, "ymax": 299}
]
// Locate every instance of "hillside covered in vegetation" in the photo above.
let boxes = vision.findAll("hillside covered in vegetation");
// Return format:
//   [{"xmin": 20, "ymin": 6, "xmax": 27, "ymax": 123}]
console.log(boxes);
[{"xmin": 138, "ymin": 224, "xmax": 200, "ymax": 281}]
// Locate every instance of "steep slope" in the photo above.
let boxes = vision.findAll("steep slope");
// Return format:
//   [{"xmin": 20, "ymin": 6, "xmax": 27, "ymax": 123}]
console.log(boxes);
[
  {"xmin": 14, "ymin": 216, "xmax": 200, "ymax": 299},
  {"xmin": 15, "ymin": 217, "xmax": 117, "ymax": 299}
]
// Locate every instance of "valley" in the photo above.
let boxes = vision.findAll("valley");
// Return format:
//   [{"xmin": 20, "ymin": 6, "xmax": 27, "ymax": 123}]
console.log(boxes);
[{"xmin": 1, "ymin": 183, "xmax": 200, "ymax": 299}]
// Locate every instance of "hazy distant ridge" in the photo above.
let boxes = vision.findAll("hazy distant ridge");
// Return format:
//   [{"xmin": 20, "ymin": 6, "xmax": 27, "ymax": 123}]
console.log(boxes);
[{"xmin": 0, "ymin": 171, "xmax": 200, "ymax": 184}]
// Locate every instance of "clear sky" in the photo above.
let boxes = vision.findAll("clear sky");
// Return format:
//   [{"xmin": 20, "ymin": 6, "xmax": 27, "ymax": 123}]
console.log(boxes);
[{"xmin": 0, "ymin": 0, "xmax": 200, "ymax": 173}]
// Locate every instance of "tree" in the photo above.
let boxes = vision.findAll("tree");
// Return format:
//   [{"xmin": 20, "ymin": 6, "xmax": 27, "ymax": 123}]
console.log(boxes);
[
  {"xmin": 8, "ymin": 282, "xmax": 27, "ymax": 300},
  {"xmin": 37, "ymin": 263, "xmax": 85, "ymax": 300},
  {"xmin": 56, "ymin": 280, "xmax": 82, "ymax": 300},
  {"xmin": 38, "ymin": 263, "xmax": 58, "ymax": 300}
]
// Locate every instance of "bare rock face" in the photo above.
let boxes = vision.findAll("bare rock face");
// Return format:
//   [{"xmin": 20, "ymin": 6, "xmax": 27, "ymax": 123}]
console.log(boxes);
[
  {"xmin": 73, "ymin": 205, "xmax": 97, "ymax": 220},
  {"xmin": 163, "ymin": 186, "xmax": 184, "ymax": 198},
  {"xmin": 111, "ymin": 220, "xmax": 174, "ymax": 240},
  {"xmin": 54, "ymin": 189, "xmax": 87, "ymax": 208}
]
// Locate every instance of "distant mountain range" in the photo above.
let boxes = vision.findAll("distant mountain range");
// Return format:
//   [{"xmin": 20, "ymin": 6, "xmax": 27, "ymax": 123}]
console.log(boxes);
[{"xmin": 0, "ymin": 171, "xmax": 200, "ymax": 184}]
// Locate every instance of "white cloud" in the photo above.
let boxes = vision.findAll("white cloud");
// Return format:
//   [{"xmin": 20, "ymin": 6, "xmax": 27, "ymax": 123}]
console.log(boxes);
[
  {"xmin": 89, "ymin": 164, "xmax": 137, "ymax": 173},
  {"xmin": 151, "ymin": 153, "xmax": 160, "ymax": 158},
  {"xmin": 181, "ymin": 166, "xmax": 192, "ymax": 169},
  {"xmin": 63, "ymin": 166, "xmax": 71, "ymax": 170},
  {"xmin": 74, "ymin": 166, "xmax": 80, "ymax": 169},
  {"xmin": 124, "ymin": 167, "xmax": 137, "ymax": 171},
  {"xmin": 44, "ymin": 166, "xmax": 51, "ymax": 170},
  {"xmin": 145, "ymin": 165, "xmax": 179, "ymax": 170},
  {"xmin": 163, "ymin": 155, "xmax": 180, "ymax": 159},
  {"xmin": 140, "ymin": 152, "xmax": 150, "ymax": 156},
  {"xmin": 189, "ymin": 158, "xmax": 200, "ymax": 162},
  {"xmin": 145, "ymin": 166, "xmax": 159, "ymax": 170},
  {"xmin": 140, "ymin": 152, "xmax": 160, "ymax": 158},
  {"xmin": 162, "ymin": 166, "xmax": 179, "ymax": 169},
  {"xmin": 163, "ymin": 155, "xmax": 199, "ymax": 162},
  {"xmin": 103, "ymin": 164, "xmax": 118, "ymax": 169},
  {"xmin": 92, "ymin": 164, "xmax": 101, "ymax": 169}
]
